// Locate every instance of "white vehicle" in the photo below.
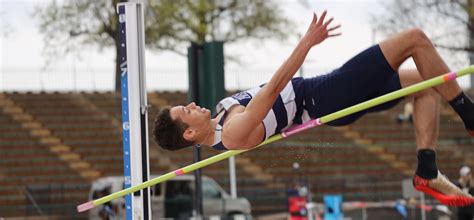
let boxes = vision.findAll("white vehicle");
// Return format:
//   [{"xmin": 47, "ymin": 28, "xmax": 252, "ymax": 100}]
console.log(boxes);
[{"xmin": 88, "ymin": 175, "xmax": 252, "ymax": 219}]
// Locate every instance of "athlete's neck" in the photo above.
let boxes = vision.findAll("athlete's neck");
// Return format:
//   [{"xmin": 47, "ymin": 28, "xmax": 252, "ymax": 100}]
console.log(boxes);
[{"xmin": 198, "ymin": 117, "xmax": 219, "ymax": 146}]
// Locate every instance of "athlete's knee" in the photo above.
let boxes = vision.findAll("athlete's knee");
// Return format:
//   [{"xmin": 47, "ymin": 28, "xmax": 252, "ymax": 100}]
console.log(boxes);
[{"xmin": 405, "ymin": 28, "xmax": 433, "ymax": 48}]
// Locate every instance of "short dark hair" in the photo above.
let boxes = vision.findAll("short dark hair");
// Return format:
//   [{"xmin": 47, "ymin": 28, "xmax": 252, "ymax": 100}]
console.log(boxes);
[{"xmin": 153, "ymin": 107, "xmax": 195, "ymax": 151}]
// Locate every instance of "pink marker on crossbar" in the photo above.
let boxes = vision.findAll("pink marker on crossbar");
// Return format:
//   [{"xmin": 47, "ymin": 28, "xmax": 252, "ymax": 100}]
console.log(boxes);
[
  {"xmin": 77, "ymin": 201, "xmax": 95, "ymax": 212},
  {"xmin": 443, "ymin": 72, "xmax": 457, "ymax": 81},
  {"xmin": 282, "ymin": 118, "xmax": 322, "ymax": 137},
  {"xmin": 174, "ymin": 169, "xmax": 185, "ymax": 176}
]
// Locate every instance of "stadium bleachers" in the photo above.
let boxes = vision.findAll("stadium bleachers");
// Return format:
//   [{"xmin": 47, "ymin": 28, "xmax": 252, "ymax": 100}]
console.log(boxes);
[
  {"xmin": 0, "ymin": 93, "xmax": 87, "ymax": 217},
  {"xmin": 0, "ymin": 90, "xmax": 473, "ymax": 218}
]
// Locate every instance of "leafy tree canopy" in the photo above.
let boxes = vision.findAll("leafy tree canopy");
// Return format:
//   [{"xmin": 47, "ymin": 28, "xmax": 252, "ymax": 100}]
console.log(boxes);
[{"xmin": 35, "ymin": 0, "xmax": 294, "ymax": 91}]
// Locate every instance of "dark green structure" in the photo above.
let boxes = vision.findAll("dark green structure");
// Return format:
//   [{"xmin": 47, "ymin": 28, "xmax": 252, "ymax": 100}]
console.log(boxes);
[
  {"xmin": 187, "ymin": 41, "xmax": 225, "ymax": 114},
  {"xmin": 187, "ymin": 41, "xmax": 226, "ymax": 217}
]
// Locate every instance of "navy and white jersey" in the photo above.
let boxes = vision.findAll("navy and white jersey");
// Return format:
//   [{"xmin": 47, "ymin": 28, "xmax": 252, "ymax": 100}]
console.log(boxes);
[
  {"xmin": 212, "ymin": 77, "xmax": 309, "ymax": 150},
  {"xmin": 209, "ymin": 45, "xmax": 405, "ymax": 150}
]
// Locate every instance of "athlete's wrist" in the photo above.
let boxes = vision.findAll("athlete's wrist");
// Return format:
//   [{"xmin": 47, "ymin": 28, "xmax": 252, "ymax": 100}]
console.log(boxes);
[{"xmin": 299, "ymin": 35, "xmax": 315, "ymax": 50}]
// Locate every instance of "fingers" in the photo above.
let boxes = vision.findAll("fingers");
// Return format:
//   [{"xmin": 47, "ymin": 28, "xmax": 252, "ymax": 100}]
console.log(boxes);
[
  {"xmin": 327, "ymin": 24, "xmax": 341, "ymax": 32},
  {"xmin": 328, "ymin": 24, "xmax": 342, "ymax": 37},
  {"xmin": 312, "ymin": 12, "xmax": 318, "ymax": 24},
  {"xmin": 308, "ymin": 10, "xmax": 341, "ymax": 40},
  {"xmin": 323, "ymin": 17, "xmax": 334, "ymax": 27},
  {"xmin": 317, "ymin": 10, "xmax": 327, "ymax": 26}
]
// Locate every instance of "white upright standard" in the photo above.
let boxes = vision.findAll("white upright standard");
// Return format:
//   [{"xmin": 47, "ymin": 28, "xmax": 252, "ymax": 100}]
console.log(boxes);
[{"xmin": 117, "ymin": 2, "xmax": 152, "ymax": 220}]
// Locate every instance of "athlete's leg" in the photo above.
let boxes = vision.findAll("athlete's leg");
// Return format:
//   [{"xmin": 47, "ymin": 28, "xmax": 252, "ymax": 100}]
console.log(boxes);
[
  {"xmin": 395, "ymin": 68, "xmax": 474, "ymax": 205},
  {"xmin": 379, "ymin": 28, "xmax": 474, "ymax": 136},
  {"xmin": 379, "ymin": 28, "xmax": 460, "ymax": 100},
  {"xmin": 398, "ymin": 69, "xmax": 440, "ymax": 150}
]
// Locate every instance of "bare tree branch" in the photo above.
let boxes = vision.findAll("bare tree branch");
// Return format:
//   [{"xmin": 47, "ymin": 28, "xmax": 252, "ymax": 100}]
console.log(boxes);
[
  {"xmin": 434, "ymin": 43, "xmax": 474, "ymax": 52},
  {"xmin": 35, "ymin": 0, "xmax": 293, "ymax": 91}
]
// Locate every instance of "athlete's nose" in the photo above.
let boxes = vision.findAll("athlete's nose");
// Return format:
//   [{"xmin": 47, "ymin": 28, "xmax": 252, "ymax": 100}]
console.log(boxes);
[{"xmin": 187, "ymin": 102, "xmax": 196, "ymax": 108}]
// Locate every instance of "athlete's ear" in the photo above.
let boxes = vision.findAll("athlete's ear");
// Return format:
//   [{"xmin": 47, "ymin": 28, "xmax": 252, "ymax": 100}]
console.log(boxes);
[{"xmin": 183, "ymin": 128, "xmax": 196, "ymax": 141}]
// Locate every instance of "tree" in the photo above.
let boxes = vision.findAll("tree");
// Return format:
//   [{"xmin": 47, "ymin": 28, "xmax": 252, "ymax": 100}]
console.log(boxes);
[
  {"xmin": 35, "ymin": 0, "xmax": 293, "ymax": 92},
  {"xmin": 371, "ymin": 0, "xmax": 474, "ymax": 87}
]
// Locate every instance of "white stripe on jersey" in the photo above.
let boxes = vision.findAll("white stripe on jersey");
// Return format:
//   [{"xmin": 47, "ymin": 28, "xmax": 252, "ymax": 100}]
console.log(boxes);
[
  {"xmin": 281, "ymin": 82, "xmax": 297, "ymax": 131},
  {"xmin": 213, "ymin": 80, "xmax": 302, "ymax": 146},
  {"xmin": 262, "ymin": 109, "xmax": 277, "ymax": 139}
]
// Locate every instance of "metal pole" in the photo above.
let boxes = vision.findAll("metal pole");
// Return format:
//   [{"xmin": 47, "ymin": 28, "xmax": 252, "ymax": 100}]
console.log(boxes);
[
  {"xmin": 117, "ymin": 2, "xmax": 151, "ymax": 219},
  {"xmin": 229, "ymin": 156, "xmax": 237, "ymax": 198},
  {"xmin": 193, "ymin": 145, "xmax": 203, "ymax": 219},
  {"xmin": 189, "ymin": 42, "xmax": 204, "ymax": 219},
  {"xmin": 420, "ymin": 193, "xmax": 426, "ymax": 220}
]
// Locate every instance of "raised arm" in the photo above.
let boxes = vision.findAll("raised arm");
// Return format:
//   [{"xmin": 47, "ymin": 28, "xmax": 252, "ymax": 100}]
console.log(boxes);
[{"xmin": 223, "ymin": 10, "xmax": 341, "ymax": 149}]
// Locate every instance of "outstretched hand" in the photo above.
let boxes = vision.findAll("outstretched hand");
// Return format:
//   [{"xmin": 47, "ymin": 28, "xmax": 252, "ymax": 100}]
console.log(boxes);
[{"xmin": 304, "ymin": 10, "xmax": 341, "ymax": 46}]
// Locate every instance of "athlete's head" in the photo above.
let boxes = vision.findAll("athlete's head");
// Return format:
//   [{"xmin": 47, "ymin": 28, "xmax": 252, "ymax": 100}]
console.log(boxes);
[
  {"xmin": 460, "ymin": 166, "xmax": 471, "ymax": 177},
  {"xmin": 153, "ymin": 102, "xmax": 211, "ymax": 151}
]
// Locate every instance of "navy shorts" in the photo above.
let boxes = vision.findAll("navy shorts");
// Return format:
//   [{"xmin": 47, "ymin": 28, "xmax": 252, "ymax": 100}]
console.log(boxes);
[{"xmin": 303, "ymin": 44, "xmax": 403, "ymax": 126}]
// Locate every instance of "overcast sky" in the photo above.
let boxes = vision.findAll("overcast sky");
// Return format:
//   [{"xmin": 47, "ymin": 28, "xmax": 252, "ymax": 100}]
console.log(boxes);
[{"xmin": 0, "ymin": 0, "xmax": 471, "ymax": 91}]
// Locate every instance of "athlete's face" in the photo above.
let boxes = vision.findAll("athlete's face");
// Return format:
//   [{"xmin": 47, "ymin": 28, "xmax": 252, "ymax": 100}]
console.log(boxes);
[
  {"xmin": 170, "ymin": 102, "xmax": 211, "ymax": 132},
  {"xmin": 461, "ymin": 172, "xmax": 472, "ymax": 182}
]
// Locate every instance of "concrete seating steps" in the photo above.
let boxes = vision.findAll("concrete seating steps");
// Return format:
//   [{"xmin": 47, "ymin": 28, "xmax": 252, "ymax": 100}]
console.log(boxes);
[
  {"xmin": 2, "ymin": 151, "xmax": 62, "ymax": 158},
  {"xmin": 51, "ymin": 131, "xmax": 120, "ymax": 139},
  {"xmin": 364, "ymin": 131, "xmax": 468, "ymax": 139},
  {"xmin": 73, "ymin": 147, "xmax": 123, "ymax": 155},
  {"xmin": 33, "ymin": 123, "xmax": 115, "ymax": 130},
  {"xmin": 63, "ymin": 139, "xmax": 121, "ymax": 146},
  {"xmin": 0, "ymin": 175, "xmax": 86, "ymax": 186},
  {"xmin": 259, "ymin": 163, "xmax": 394, "ymax": 173},
  {"xmin": 0, "ymin": 137, "xmax": 44, "ymax": 145},
  {"xmin": 3, "ymin": 168, "xmax": 83, "ymax": 178},
  {"xmin": 1, "ymin": 161, "xmax": 72, "ymax": 170},
  {"xmin": 0, "ymin": 125, "xmax": 19, "ymax": 131}
]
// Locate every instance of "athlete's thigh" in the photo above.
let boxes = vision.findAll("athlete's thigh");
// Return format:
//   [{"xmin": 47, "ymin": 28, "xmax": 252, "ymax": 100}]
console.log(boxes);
[
  {"xmin": 304, "ymin": 45, "xmax": 401, "ymax": 125},
  {"xmin": 379, "ymin": 29, "xmax": 427, "ymax": 71}
]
